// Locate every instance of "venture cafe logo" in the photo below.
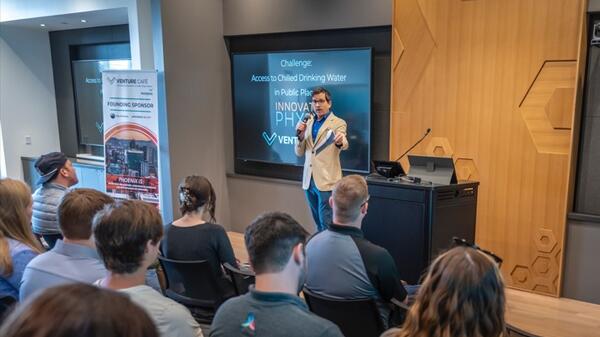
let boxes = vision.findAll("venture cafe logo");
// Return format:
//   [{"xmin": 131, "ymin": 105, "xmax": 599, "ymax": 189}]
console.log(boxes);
[
  {"xmin": 105, "ymin": 76, "xmax": 149, "ymax": 85},
  {"xmin": 262, "ymin": 131, "xmax": 277, "ymax": 146},
  {"xmin": 262, "ymin": 131, "xmax": 297, "ymax": 146}
]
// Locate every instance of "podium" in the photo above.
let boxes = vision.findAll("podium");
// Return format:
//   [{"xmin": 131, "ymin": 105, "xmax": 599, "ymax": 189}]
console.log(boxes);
[{"xmin": 362, "ymin": 175, "xmax": 479, "ymax": 284}]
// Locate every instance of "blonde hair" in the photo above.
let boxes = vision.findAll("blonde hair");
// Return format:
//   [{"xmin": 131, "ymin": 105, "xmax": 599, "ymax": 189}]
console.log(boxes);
[
  {"xmin": 384, "ymin": 246, "xmax": 505, "ymax": 337},
  {"xmin": 0, "ymin": 178, "xmax": 43, "ymax": 276},
  {"xmin": 332, "ymin": 175, "xmax": 369, "ymax": 223}
]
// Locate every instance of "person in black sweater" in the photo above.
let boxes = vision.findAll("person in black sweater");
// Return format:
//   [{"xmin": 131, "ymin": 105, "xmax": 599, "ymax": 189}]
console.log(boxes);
[{"xmin": 162, "ymin": 175, "xmax": 237, "ymax": 298}]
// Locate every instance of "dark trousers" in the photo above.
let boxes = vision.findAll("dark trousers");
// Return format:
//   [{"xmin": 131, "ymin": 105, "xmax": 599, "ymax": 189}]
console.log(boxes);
[{"xmin": 305, "ymin": 178, "xmax": 332, "ymax": 232}]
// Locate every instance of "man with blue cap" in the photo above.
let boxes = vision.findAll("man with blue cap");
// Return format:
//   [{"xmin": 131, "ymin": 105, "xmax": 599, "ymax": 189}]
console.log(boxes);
[{"xmin": 31, "ymin": 152, "xmax": 78, "ymax": 248}]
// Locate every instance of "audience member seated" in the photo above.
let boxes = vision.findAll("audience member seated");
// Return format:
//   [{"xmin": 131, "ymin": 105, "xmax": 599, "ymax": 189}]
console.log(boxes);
[
  {"xmin": 20, "ymin": 188, "xmax": 114, "ymax": 300},
  {"xmin": 0, "ymin": 179, "xmax": 43, "ymax": 300},
  {"xmin": 0, "ymin": 283, "xmax": 159, "ymax": 337},
  {"xmin": 31, "ymin": 152, "xmax": 79, "ymax": 249},
  {"xmin": 93, "ymin": 200, "xmax": 203, "ymax": 337},
  {"xmin": 210, "ymin": 212, "xmax": 343, "ymax": 337},
  {"xmin": 381, "ymin": 246, "xmax": 505, "ymax": 337},
  {"xmin": 305, "ymin": 175, "xmax": 408, "ymax": 328},
  {"xmin": 162, "ymin": 175, "xmax": 237, "ymax": 297}
]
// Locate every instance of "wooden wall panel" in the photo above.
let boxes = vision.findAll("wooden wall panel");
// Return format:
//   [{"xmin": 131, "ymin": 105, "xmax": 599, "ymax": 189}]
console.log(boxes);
[{"xmin": 390, "ymin": 0, "xmax": 585, "ymax": 296}]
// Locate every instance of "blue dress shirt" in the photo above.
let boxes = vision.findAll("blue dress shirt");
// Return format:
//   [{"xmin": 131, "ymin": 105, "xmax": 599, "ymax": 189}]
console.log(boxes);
[
  {"xmin": 311, "ymin": 111, "xmax": 332, "ymax": 141},
  {"xmin": 20, "ymin": 240, "xmax": 106, "ymax": 301}
]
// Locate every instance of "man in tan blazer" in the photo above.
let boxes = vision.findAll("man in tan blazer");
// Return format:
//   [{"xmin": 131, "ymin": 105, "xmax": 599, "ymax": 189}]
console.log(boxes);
[{"xmin": 295, "ymin": 87, "xmax": 349, "ymax": 231}]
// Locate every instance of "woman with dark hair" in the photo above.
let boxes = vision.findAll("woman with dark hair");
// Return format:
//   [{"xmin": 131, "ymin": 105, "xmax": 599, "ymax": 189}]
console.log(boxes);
[
  {"xmin": 0, "ymin": 179, "xmax": 43, "ymax": 300},
  {"xmin": 0, "ymin": 283, "xmax": 159, "ymax": 337},
  {"xmin": 162, "ymin": 175, "xmax": 237, "ymax": 296},
  {"xmin": 381, "ymin": 246, "xmax": 506, "ymax": 337}
]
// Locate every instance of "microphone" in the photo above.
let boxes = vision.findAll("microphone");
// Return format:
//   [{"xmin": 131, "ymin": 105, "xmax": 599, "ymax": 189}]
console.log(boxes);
[
  {"xmin": 394, "ymin": 128, "xmax": 432, "ymax": 162},
  {"xmin": 296, "ymin": 112, "xmax": 313, "ymax": 137}
]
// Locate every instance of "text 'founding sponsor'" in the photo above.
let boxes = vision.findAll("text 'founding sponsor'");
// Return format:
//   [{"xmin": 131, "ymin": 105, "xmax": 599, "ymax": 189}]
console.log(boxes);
[{"xmin": 107, "ymin": 101, "xmax": 154, "ymax": 109}]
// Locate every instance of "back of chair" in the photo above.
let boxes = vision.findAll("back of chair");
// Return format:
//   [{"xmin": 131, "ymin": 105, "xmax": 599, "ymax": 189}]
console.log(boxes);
[
  {"xmin": 0, "ymin": 295, "xmax": 16, "ymax": 325},
  {"xmin": 506, "ymin": 324, "xmax": 541, "ymax": 337},
  {"xmin": 303, "ymin": 288, "xmax": 385, "ymax": 337},
  {"xmin": 158, "ymin": 256, "xmax": 224, "ymax": 309},
  {"xmin": 223, "ymin": 262, "xmax": 255, "ymax": 296}
]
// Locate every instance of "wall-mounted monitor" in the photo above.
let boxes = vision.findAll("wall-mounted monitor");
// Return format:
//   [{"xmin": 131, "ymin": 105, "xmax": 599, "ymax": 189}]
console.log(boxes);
[
  {"xmin": 71, "ymin": 59, "xmax": 131, "ymax": 147},
  {"xmin": 232, "ymin": 48, "xmax": 372, "ymax": 179}
]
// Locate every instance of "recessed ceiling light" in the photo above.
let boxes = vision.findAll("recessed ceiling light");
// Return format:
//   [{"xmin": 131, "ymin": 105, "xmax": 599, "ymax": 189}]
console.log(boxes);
[
  {"xmin": 81, "ymin": 19, "xmax": 87, "ymax": 23},
  {"xmin": 40, "ymin": 24, "xmax": 45, "ymax": 27}
]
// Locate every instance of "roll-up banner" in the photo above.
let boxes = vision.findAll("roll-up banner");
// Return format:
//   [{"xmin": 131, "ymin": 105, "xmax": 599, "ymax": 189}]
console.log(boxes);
[{"xmin": 102, "ymin": 70, "xmax": 161, "ymax": 208}]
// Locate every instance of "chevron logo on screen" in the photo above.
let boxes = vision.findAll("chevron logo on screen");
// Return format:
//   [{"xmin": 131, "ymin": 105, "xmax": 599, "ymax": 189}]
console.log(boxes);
[
  {"xmin": 262, "ymin": 131, "xmax": 299, "ymax": 146},
  {"xmin": 262, "ymin": 131, "xmax": 277, "ymax": 146}
]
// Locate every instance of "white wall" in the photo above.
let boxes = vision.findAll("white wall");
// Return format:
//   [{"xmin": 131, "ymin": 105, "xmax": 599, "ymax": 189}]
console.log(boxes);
[
  {"xmin": 1, "ymin": 0, "xmax": 127, "ymax": 21},
  {"xmin": 0, "ymin": 0, "xmax": 153, "ymax": 70},
  {"xmin": 0, "ymin": 0, "xmax": 153, "ymax": 181},
  {"xmin": 131, "ymin": 0, "xmax": 153, "ymax": 69},
  {"xmin": 0, "ymin": 25, "xmax": 60, "ymax": 179}
]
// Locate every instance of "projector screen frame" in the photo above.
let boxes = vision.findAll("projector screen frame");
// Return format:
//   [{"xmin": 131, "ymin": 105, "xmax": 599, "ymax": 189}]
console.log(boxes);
[
  {"xmin": 230, "ymin": 46, "xmax": 373, "ymax": 181},
  {"xmin": 70, "ymin": 57, "xmax": 132, "ymax": 147}
]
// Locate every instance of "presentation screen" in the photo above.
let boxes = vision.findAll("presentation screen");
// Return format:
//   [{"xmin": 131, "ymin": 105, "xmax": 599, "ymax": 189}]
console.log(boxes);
[
  {"xmin": 71, "ymin": 59, "xmax": 131, "ymax": 146},
  {"xmin": 232, "ymin": 48, "xmax": 372, "ymax": 174}
]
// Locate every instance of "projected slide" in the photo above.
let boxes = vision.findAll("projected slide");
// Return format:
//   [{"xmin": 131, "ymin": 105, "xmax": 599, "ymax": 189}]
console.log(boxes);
[{"xmin": 232, "ymin": 48, "xmax": 371, "ymax": 173}]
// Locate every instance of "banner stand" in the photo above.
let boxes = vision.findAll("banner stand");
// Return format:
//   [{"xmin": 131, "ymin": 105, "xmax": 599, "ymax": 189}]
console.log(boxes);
[{"xmin": 102, "ymin": 70, "xmax": 161, "ymax": 208}]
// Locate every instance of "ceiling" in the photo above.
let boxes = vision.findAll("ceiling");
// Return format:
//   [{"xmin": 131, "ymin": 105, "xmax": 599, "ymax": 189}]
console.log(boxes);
[{"xmin": 0, "ymin": 8, "xmax": 128, "ymax": 31}]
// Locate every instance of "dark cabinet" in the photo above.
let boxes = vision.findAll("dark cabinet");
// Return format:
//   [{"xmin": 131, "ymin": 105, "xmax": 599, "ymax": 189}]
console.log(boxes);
[{"xmin": 362, "ymin": 176, "xmax": 478, "ymax": 284}]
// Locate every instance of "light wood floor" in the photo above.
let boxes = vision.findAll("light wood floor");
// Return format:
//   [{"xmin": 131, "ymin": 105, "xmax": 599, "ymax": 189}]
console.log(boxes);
[
  {"xmin": 228, "ymin": 231, "xmax": 247, "ymax": 264},
  {"xmin": 506, "ymin": 288, "xmax": 600, "ymax": 337},
  {"xmin": 227, "ymin": 231, "xmax": 600, "ymax": 337}
]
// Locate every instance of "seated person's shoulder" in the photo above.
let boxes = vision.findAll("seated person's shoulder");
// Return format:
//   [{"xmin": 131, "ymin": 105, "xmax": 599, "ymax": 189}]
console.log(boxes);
[
  {"xmin": 355, "ymin": 237, "xmax": 398, "ymax": 269},
  {"xmin": 274, "ymin": 302, "xmax": 343, "ymax": 336},
  {"xmin": 213, "ymin": 294, "xmax": 247, "ymax": 317},
  {"xmin": 44, "ymin": 185, "xmax": 68, "ymax": 198},
  {"xmin": 162, "ymin": 299, "xmax": 195, "ymax": 320},
  {"xmin": 141, "ymin": 290, "xmax": 200, "ymax": 329},
  {"xmin": 358, "ymin": 236, "xmax": 391, "ymax": 256},
  {"xmin": 23, "ymin": 250, "xmax": 51, "ymax": 268},
  {"xmin": 161, "ymin": 304, "xmax": 201, "ymax": 337},
  {"xmin": 11, "ymin": 242, "xmax": 38, "ymax": 262},
  {"xmin": 371, "ymin": 241, "xmax": 394, "ymax": 259},
  {"xmin": 306, "ymin": 229, "xmax": 328, "ymax": 245},
  {"xmin": 207, "ymin": 222, "xmax": 228, "ymax": 233},
  {"xmin": 304, "ymin": 311, "xmax": 344, "ymax": 336},
  {"xmin": 219, "ymin": 293, "xmax": 245, "ymax": 307},
  {"xmin": 212, "ymin": 299, "xmax": 343, "ymax": 337},
  {"xmin": 211, "ymin": 295, "xmax": 250, "ymax": 331}
]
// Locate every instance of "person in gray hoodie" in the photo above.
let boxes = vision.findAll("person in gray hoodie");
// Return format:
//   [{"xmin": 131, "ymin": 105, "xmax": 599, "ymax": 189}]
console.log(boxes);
[{"xmin": 31, "ymin": 152, "xmax": 78, "ymax": 249}]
